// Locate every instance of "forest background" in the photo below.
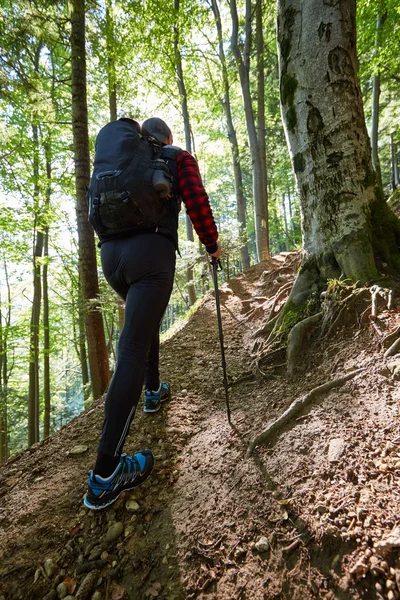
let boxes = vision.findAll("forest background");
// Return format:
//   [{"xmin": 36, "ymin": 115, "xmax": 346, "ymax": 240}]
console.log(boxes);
[{"xmin": 0, "ymin": 0, "xmax": 399, "ymax": 461}]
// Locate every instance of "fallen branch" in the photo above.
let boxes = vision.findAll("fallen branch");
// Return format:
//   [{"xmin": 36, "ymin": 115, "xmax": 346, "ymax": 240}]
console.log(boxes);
[{"xmin": 247, "ymin": 368, "xmax": 364, "ymax": 455}]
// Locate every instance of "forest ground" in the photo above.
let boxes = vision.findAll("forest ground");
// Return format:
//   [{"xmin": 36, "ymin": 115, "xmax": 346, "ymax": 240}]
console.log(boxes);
[{"xmin": 2, "ymin": 251, "xmax": 400, "ymax": 600}]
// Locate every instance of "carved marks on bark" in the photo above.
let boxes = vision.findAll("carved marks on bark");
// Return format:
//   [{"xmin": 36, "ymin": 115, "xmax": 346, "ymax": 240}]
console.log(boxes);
[
  {"xmin": 328, "ymin": 46, "xmax": 354, "ymax": 78},
  {"xmin": 318, "ymin": 22, "xmax": 332, "ymax": 43}
]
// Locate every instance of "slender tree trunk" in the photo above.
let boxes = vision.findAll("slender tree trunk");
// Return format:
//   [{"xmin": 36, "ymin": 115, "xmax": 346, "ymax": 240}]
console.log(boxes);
[
  {"xmin": 256, "ymin": 0, "xmax": 270, "ymax": 257},
  {"xmin": 71, "ymin": 0, "xmax": 110, "ymax": 400},
  {"xmin": 43, "ymin": 144, "xmax": 51, "ymax": 439},
  {"xmin": 106, "ymin": 0, "xmax": 117, "ymax": 122},
  {"xmin": 211, "ymin": 0, "xmax": 251, "ymax": 271},
  {"xmin": 391, "ymin": 133, "xmax": 399, "ymax": 190},
  {"xmin": 174, "ymin": 0, "xmax": 197, "ymax": 306},
  {"xmin": 78, "ymin": 288, "xmax": 90, "ymax": 402},
  {"xmin": 0, "ymin": 278, "xmax": 7, "ymax": 463},
  {"xmin": 230, "ymin": 0, "xmax": 270, "ymax": 263},
  {"xmin": 370, "ymin": 12, "xmax": 387, "ymax": 191},
  {"xmin": 28, "ymin": 120, "xmax": 43, "ymax": 446},
  {"xmin": 276, "ymin": 0, "xmax": 400, "ymax": 308},
  {"xmin": 105, "ymin": 2, "xmax": 125, "ymax": 331},
  {"xmin": 282, "ymin": 193, "xmax": 289, "ymax": 245}
]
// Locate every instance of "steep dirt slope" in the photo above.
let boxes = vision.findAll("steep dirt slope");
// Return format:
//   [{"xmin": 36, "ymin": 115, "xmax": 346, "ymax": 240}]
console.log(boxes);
[{"xmin": 1, "ymin": 252, "xmax": 400, "ymax": 600}]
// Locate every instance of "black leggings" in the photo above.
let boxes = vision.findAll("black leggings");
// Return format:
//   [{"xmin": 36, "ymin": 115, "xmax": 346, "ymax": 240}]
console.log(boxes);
[{"xmin": 98, "ymin": 233, "xmax": 175, "ymax": 457}]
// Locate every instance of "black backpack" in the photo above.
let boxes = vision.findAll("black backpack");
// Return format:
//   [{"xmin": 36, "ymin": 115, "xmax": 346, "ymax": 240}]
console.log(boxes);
[{"xmin": 87, "ymin": 118, "xmax": 177, "ymax": 237}]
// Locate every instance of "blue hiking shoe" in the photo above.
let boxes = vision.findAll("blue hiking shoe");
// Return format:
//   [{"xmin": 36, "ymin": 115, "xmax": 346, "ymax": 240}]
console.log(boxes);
[
  {"xmin": 143, "ymin": 382, "xmax": 170, "ymax": 413},
  {"xmin": 83, "ymin": 450, "xmax": 154, "ymax": 510}
]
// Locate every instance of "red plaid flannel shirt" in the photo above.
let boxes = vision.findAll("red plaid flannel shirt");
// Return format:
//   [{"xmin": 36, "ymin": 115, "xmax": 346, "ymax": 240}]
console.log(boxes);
[{"xmin": 176, "ymin": 150, "xmax": 218, "ymax": 251}]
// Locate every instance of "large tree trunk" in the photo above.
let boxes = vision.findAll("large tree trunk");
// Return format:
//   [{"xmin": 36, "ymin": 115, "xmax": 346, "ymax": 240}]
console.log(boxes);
[
  {"xmin": 276, "ymin": 0, "xmax": 400, "ymax": 308},
  {"xmin": 174, "ymin": 0, "xmax": 197, "ymax": 306},
  {"xmin": 230, "ymin": 0, "xmax": 270, "ymax": 263},
  {"xmin": 71, "ymin": 0, "xmax": 110, "ymax": 400},
  {"xmin": 211, "ymin": 0, "xmax": 251, "ymax": 272}
]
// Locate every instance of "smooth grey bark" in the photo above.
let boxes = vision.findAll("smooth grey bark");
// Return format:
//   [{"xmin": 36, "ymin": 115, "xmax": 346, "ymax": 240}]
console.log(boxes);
[
  {"xmin": 370, "ymin": 12, "xmax": 387, "ymax": 190},
  {"xmin": 230, "ymin": 0, "xmax": 270, "ymax": 263},
  {"xmin": 71, "ymin": 0, "xmax": 110, "ymax": 400},
  {"xmin": 276, "ymin": 0, "xmax": 400, "ymax": 306},
  {"xmin": 174, "ymin": 0, "xmax": 197, "ymax": 306},
  {"xmin": 211, "ymin": 0, "xmax": 251, "ymax": 271}
]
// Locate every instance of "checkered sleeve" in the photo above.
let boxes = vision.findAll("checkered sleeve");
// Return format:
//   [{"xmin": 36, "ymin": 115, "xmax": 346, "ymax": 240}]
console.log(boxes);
[{"xmin": 176, "ymin": 151, "xmax": 218, "ymax": 252}]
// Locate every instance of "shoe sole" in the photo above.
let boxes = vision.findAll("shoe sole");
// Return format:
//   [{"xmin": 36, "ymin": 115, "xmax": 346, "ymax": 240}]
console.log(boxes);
[{"xmin": 83, "ymin": 458, "xmax": 154, "ymax": 511}]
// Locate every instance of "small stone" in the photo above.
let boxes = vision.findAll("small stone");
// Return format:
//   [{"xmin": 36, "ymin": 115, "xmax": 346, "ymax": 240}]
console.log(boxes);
[
  {"xmin": 328, "ymin": 438, "xmax": 345, "ymax": 463},
  {"xmin": 315, "ymin": 504, "xmax": 328, "ymax": 514},
  {"xmin": 101, "ymin": 551, "xmax": 109, "ymax": 560},
  {"xmin": 388, "ymin": 591, "xmax": 396, "ymax": 600},
  {"xmin": 56, "ymin": 582, "xmax": 68, "ymax": 599},
  {"xmin": 69, "ymin": 445, "xmax": 88, "ymax": 455},
  {"xmin": 91, "ymin": 592, "xmax": 103, "ymax": 600},
  {"xmin": 255, "ymin": 537, "xmax": 269, "ymax": 552},
  {"xmin": 105, "ymin": 522, "xmax": 124, "ymax": 543},
  {"xmin": 125, "ymin": 499, "xmax": 140, "ymax": 512},
  {"xmin": 180, "ymin": 389, "xmax": 188, "ymax": 397},
  {"xmin": 44, "ymin": 558, "xmax": 57, "ymax": 578},
  {"xmin": 387, "ymin": 580, "xmax": 396, "ymax": 590},
  {"xmin": 43, "ymin": 592, "xmax": 57, "ymax": 600},
  {"xmin": 88, "ymin": 545, "xmax": 102, "ymax": 561},
  {"xmin": 125, "ymin": 525, "xmax": 135, "ymax": 537}
]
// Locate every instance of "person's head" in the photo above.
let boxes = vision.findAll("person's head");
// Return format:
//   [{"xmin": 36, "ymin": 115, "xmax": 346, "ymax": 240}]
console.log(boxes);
[{"xmin": 142, "ymin": 117, "xmax": 173, "ymax": 145}]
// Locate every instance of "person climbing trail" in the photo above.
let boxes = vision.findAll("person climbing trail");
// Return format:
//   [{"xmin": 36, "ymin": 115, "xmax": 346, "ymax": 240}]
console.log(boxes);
[{"xmin": 83, "ymin": 116, "xmax": 221, "ymax": 510}]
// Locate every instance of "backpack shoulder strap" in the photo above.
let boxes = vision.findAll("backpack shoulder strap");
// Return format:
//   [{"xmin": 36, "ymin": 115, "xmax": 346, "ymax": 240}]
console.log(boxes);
[{"xmin": 161, "ymin": 145, "xmax": 182, "ymax": 197}]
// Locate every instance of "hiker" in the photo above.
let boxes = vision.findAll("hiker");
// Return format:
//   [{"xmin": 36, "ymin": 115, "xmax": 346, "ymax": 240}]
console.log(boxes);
[{"xmin": 84, "ymin": 116, "xmax": 221, "ymax": 510}]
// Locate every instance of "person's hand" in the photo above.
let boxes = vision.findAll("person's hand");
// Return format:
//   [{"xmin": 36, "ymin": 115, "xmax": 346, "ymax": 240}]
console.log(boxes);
[{"xmin": 209, "ymin": 241, "xmax": 222, "ymax": 260}]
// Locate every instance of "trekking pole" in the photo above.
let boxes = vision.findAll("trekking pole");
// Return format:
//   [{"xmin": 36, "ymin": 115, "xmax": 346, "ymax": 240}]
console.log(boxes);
[{"xmin": 210, "ymin": 256, "xmax": 234, "ymax": 429}]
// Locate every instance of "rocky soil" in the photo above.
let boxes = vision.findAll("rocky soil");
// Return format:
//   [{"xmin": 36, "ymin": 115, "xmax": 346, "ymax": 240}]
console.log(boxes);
[{"xmin": 2, "ymin": 251, "xmax": 400, "ymax": 600}]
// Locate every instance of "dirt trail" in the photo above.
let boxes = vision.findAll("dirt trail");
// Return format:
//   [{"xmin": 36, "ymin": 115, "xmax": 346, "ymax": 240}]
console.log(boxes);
[{"xmin": 1, "ymin": 251, "xmax": 400, "ymax": 600}]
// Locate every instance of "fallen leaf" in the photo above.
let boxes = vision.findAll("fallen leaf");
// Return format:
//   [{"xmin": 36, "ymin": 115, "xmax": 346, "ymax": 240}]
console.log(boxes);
[{"xmin": 63, "ymin": 577, "xmax": 76, "ymax": 594}]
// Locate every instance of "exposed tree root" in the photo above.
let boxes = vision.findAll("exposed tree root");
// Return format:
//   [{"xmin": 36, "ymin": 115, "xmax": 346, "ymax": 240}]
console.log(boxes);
[
  {"xmin": 247, "ymin": 368, "xmax": 365, "ymax": 456},
  {"xmin": 256, "ymin": 347, "xmax": 286, "ymax": 378},
  {"xmin": 384, "ymin": 336, "xmax": 400, "ymax": 357},
  {"xmin": 287, "ymin": 312, "xmax": 323, "ymax": 377},
  {"xmin": 253, "ymin": 313, "xmax": 280, "ymax": 338},
  {"xmin": 267, "ymin": 282, "xmax": 293, "ymax": 322},
  {"xmin": 383, "ymin": 325, "xmax": 400, "ymax": 349}
]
